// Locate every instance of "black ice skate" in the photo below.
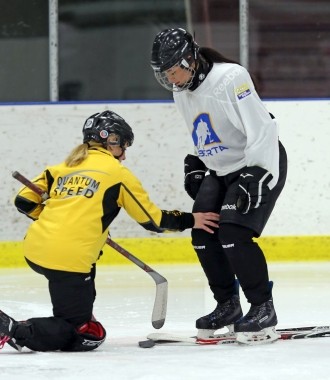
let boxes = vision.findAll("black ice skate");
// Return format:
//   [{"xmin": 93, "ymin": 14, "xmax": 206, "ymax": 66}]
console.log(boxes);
[
  {"xmin": 0, "ymin": 310, "xmax": 22, "ymax": 351},
  {"xmin": 196, "ymin": 295, "xmax": 243, "ymax": 339},
  {"xmin": 234, "ymin": 299, "xmax": 280, "ymax": 345}
]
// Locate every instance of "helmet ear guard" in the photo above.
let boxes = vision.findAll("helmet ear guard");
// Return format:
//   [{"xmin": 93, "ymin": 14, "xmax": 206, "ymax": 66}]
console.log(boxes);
[{"xmin": 82, "ymin": 111, "xmax": 134, "ymax": 149}]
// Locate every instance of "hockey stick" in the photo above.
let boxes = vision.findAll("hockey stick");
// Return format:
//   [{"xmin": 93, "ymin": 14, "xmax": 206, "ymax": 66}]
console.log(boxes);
[
  {"xmin": 12, "ymin": 170, "xmax": 168, "ymax": 329},
  {"xmin": 105, "ymin": 238, "xmax": 167, "ymax": 329},
  {"xmin": 12, "ymin": 171, "xmax": 49, "ymax": 200},
  {"xmin": 139, "ymin": 325, "xmax": 330, "ymax": 347}
]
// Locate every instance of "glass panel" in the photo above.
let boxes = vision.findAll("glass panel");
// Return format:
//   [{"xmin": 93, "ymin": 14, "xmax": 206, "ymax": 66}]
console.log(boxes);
[
  {"xmin": 58, "ymin": 0, "xmax": 187, "ymax": 101},
  {"xmin": 188, "ymin": 0, "xmax": 240, "ymax": 62},
  {"xmin": 0, "ymin": 0, "xmax": 328, "ymax": 101},
  {"xmin": 249, "ymin": 0, "xmax": 330, "ymax": 98},
  {"xmin": 191, "ymin": 0, "xmax": 330, "ymax": 98},
  {"xmin": 0, "ymin": 0, "xmax": 49, "ymax": 102}
]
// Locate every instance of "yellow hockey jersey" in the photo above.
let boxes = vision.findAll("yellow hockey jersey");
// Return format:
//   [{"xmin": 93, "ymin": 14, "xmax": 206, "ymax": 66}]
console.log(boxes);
[{"xmin": 15, "ymin": 147, "xmax": 194, "ymax": 273}]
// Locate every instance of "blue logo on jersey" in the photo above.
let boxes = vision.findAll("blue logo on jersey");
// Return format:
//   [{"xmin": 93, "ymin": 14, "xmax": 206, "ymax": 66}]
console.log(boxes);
[
  {"xmin": 192, "ymin": 113, "xmax": 228, "ymax": 156},
  {"xmin": 193, "ymin": 114, "xmax": 221, "ymax": 149}
]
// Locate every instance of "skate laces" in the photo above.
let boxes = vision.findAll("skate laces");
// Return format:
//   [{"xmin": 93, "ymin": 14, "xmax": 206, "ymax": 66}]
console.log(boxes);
[
  {"xmin": 245, "ymin": 301, "xmax": 271, "ymax": 321},
  {"xmin": 0, "ymin": 335, "xmax": 10, "ymax": 349},
  {"xmin": 211, "ymin": 296, "xmax": 238, "ymax": 319}
]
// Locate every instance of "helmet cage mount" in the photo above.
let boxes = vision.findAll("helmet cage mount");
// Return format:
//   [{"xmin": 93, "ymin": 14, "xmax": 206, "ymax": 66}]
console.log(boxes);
[
  {"xmin": 154, "ymin": 64, "xmax": 196, "ymax": 92},
  {"xmin": 82, "ymin": 111, "xmax": 134, "ymax": 149}
]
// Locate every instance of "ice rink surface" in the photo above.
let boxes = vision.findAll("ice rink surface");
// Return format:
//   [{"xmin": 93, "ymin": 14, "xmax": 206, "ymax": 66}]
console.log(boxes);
[{"xmin": 1, "ymin": 262, "xmax": 330, "ymax": 380}]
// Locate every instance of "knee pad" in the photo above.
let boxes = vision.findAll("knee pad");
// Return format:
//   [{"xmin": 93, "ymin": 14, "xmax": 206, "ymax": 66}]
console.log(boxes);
[
  {"xmin": 218, "ymin": 223, "xmax": 254, "ymax": 245},
  {"xmin": 192, "ymin": 226, "xmax": 219, "ymax": 246},
  {"xmin": 78, "ymin": 321, "xmax": 106, "ymax": 338},
  {"xmin": 62, "ymin": 321, "xmax": 106, "ymax": 352}
]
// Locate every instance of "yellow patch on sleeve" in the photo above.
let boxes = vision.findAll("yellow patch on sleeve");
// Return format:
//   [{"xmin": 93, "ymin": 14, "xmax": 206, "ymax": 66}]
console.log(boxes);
[{"xmin": 235, "ymin": 83, "xmax": 251, "ymax": 100}]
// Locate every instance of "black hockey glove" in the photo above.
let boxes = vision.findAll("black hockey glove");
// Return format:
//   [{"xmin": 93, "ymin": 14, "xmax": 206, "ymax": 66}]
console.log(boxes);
[
  {"xmin": 236, "ymin": 166, "xmax": 273, "ymax": 214},
  {"xmin": 184, "ymin": 154, "xmax": 207, "ymax": 200}
]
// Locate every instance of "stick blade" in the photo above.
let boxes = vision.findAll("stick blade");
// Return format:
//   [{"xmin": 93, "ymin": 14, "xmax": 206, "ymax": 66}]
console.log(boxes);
[
  {"xmin": 152, "ymin": 318, "xmax": 165, "ymax": 329},
  {"xmin": 151, "ymin": 281, "xmax": 168, "ymax": 329},
  {"xmin": 138, "ymin": 339, "xmax": 155, "ymax": 348}
]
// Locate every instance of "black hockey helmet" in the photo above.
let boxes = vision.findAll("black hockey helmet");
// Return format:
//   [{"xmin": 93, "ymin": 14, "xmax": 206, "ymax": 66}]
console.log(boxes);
[
  {"xmin": 82, "ymin": 111, "xmax": 134, "ymax": 149},
  {"xmin": 150, "ymin": 28, "xmax": 199, "ymax": 91},
  {"xmin": 151, "ymin": 28, "xmax": 199, "ymax": 72}
]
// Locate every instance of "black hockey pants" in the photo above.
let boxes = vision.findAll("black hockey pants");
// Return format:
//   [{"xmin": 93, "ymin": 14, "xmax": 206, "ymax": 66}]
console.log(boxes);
[
  {"xmin": 12, "ymin": 258, "xmax": 105, "ymax": 351},
  {"xmin": 192, "ymin": 142, "xmax": 287, "ymax": 305}
]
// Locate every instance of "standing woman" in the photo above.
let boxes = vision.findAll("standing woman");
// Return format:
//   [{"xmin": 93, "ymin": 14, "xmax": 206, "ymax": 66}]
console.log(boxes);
[
  {"xmin": 0, "ymin": 110, "xmax": 219, "ymax": 352},
  {"xmin": 150, "ymin": 28, "xmax": 287, "ymax": 344}
]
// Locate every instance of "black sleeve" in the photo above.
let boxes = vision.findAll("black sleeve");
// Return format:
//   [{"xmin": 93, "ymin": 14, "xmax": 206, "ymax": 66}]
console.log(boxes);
[
  {"xmin": 15, "ymin": 195, "xmax": 39, "ymax": 214},
  {"xmin": 14, "ymin": 195, "xmax": 40, "ymax": 220},
  {"xmin": 160, "ymin": 210, "xmax": 194, "ymax": 231},
  {"xmin": 139, "ymin": 211, "xmax": 194, "ymax": 233}
]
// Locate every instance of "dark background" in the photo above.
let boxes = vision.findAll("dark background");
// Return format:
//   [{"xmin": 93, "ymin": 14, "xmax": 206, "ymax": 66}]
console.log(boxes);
[{"xmin": 0, "ymin": 0, "xmax": 329, "ymax": 102}]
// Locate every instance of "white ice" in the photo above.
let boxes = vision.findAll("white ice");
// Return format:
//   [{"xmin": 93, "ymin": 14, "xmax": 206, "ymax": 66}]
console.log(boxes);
[{"xmin": 0, "ymin": 262, "xmax": 330, "ymax": 380}]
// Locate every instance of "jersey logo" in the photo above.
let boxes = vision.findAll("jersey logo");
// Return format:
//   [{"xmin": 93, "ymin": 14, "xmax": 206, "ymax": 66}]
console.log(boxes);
[
  {"xmin": 192, "ymin": 113, "xmax": 221, "ymax": 149},
  {"xmin": 192, "ymin": 113, "xmax": 228, "ymax": 157},
  {"xmin": 54, "ymin": 171, "xmax": 101, "ymax": 199},
  {"xmin": 235, "ymin": 83, "xmax": 251, "ymax": 100}
]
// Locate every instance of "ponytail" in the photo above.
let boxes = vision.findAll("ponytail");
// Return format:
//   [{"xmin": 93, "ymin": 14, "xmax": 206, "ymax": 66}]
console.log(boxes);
[
  {"xmin": 65, "ymin": 141, "xmax": 102, "ymax": 167},
  {"xmin": 200, "ymin": 47, "xmax": 241, "ymax": 65},
  {"xmin": 200, "ymin": 47, "xmax": 259, "ymax": 90}
]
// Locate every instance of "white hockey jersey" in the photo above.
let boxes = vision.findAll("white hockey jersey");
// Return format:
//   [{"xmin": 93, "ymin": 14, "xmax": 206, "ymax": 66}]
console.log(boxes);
[{"xmin": 173, "ymin": 63, "xmax": 280, "ymax": 189}]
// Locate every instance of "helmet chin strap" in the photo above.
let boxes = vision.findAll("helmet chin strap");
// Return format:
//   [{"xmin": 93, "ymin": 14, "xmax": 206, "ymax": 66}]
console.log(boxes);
[
  {"xmin": 107, "ymin": 143, "xmax": 125, "ymax": 160},
  {"xmin": 114, "ymin": 148, "xmax": 125, "ymax": 160},
  {"xmin": 188, "ymin": 55, "xmax": 211, "ymax": 91}
]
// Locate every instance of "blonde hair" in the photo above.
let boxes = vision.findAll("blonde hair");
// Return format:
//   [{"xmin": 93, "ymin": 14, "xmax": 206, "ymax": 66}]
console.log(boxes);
[{"xmin": 65, "ymin": 141, "xmax": 103, "ymax": 167}]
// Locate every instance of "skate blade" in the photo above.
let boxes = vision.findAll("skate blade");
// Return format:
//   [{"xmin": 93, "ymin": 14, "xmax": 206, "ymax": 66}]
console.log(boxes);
[
  {"xmin": 236, "ymin": 326, "xmax": 280, "ymax": 345},
  {"xmin": 7, "ymin": 338, "xmax": 23, "ymax": 352},
  {"xmin": 197, "ymin": 324, "xmax": 235, "ymax": 339},
  {"xmin": 0, "ymin": 336, "xmax": 22, "ymax": 352}
]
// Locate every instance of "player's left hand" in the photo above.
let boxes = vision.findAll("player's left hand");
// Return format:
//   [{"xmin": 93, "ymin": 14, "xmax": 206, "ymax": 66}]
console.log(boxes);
[{"xmin": 236, "ymin": 166, "xmax": 273, "ymax": 214}]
